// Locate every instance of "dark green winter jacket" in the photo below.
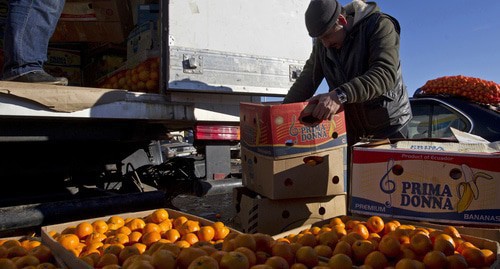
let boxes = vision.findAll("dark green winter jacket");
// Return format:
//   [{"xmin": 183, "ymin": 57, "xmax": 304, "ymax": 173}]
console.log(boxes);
[{"xmin": 283, "ymin": 2, "xmax": 412, "ymax": 145}]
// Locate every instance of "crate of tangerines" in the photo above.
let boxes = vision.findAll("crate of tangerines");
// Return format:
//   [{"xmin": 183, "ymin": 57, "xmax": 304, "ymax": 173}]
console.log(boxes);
[
  {"xmin": 271, "ymin": 214, "xmax": 499, "ymax": 269},
  {"xmin": 0, "ymin": 236, "xmax": 66, "ymax": 268},
  {"xmin": 40, "ymin": 208, "xmax": 241, "ymax": 269}
]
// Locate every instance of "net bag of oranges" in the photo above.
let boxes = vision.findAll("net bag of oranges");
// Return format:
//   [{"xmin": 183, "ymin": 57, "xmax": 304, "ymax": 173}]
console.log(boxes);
[{"xmin": 419, "ymin": 75, "xmax": 499, "ymax": 105}]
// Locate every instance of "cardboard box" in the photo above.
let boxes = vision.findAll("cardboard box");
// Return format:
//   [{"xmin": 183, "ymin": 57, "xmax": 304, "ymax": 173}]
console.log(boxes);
[
  {"xmin": 241, "ymin": 145, "xmax": 346, "ymax": 199},
  {"xmin": 51, "ymin": 0, "xmax": 134, "ymax": 43},
  {"xmin": 349, "ymin": 139, "xmax": 500, "ymax": 226},
  {"xmin": 41, "ymin": 208, "xmax": 241, "ymax": 269},
  {"xmin": 234, "ymin": 187, "xmax": 347, "ymax": 235},
  {"xmin": 240, "ymin": 102, "xmax": 347, "ymax": 159},
  {"xmin": 127, "ymin": 20, "xmax": 160, "ymax": 63}
]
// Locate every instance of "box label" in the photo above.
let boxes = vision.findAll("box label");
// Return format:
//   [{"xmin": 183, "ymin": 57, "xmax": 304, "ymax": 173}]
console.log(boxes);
[
  {"xmin": 240, "ymin": 102, "xmax": 347, "ymax": 158},
  {"xmin": 350, "ymin": 148, "xmax": 500, "ymax": 225}
]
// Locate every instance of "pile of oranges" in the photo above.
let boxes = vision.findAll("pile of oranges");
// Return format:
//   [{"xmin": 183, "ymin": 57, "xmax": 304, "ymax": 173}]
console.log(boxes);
[
  {"xmin": 271, "ymin": 215, "xmax": 497, "ymax": 269},
  {"xmin": 0, "ymin": 237, "xmax": 62, "ymax": 268},
  {"xmin": 420, "ymin": 75, "xmax": 499, "ymax": 105},
  {"xmin": 98, "ymin": 57, "xmax": 160, "ymax": 93},
  {"xmin": 44, "ymin": 211, "xmax": 498, "ymax": 269},
  {"xmin": 46, "ymin": 208, "xmax": 236, "ymax": 268}
]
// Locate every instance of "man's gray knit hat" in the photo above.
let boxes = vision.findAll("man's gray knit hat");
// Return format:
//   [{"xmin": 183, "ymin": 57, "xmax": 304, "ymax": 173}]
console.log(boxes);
[{"xmin": 305, "ymin": 0, "xmax": 341, "ymax": 38}]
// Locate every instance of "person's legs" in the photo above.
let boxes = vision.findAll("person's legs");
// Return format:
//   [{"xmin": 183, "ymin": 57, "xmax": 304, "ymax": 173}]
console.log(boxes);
[{"xmin": 3, "ymin": 0, "xmax": 67, "ymax": 85}]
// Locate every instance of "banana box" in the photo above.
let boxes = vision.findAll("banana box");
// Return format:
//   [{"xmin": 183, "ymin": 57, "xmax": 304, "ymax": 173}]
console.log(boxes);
[
  {"xmin": 240, "ymin": 101, "xmax": 347, "ymax": 159},
  {"xmin": 349, "ymin": 139, "xmax": 500, "ymax": 226}
]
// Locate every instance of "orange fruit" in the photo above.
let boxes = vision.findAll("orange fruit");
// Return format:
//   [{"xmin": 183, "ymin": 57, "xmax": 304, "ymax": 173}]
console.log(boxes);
[
  {"xmin": 29, "ymin": 245, "xmax": 53, "ymax": 263},
  {"xmin": 481, "ymin": 248, "xmax": 495, "ymax": 266},
  {"xmin": 105, "ymin": 233, "xmax": 130, "ymax": 245},
  {"xmin": 410, "ymin": 233, "xmax": 433, "ymax": 256},
  {"xmin": 173, "ymin": 216, "xmax": 189, "ymax": 229},
  {"xmin": 395, "ymin": 258, "xmax": 424, "ymax": 269},
  {"xmin": 328, "ymin": 253, "xmax": 353, "ymax": 269},
  {"xmin": 103, "ymin": 244, "xmax": 125, "ymax": 256},
  {"xmin": 143, "ymin": 223, "xmax": 161, "ymax": 235},
  {"xmin": 364, "ymin": 250, "xmax": 388, "ymax": 269},
  {"xmin": 443, "ymin": 226, "xmax": 461, "ymax": 238},
  {"xmin": 345, "ymin": 219, "xmax": 360, "ymax": 230},
  {"xmin": 366, "ymin": 216, "xmax": 385, "ymax": 234},
  {"xmin": 21, "ymin": 239, "xmax": 41, "ymax": 251},
  {"xmin": 151, "ymin": 249, "xmax": 176, "ymax": 269},
  {"xmin": 182, "ymin": 233, "xmax": 200, "ymax": 246},
  {"xmin": 85, "ymin": 232, "xmax": 107, "ymax": 245},
  {"xmin": 149, "ymin": 209, "xmax": 169, "ymax": 224},
  {"xmin": 271, "ymin": 241, "xmax": 294, "ymax": 265},
  {"xmin": 13, "ymin": 254, "xmax": 40, "ymax": 268},
  {"xmin": 252, "ymin": 233, "xmax": 274, "ymax": 253},
  {"xmin": 176, "ymin": 240, "xmax": 192, "ymax": 248},
  {"xmin": 234, "ymin": 246, "xmax": 257, "ymax": 267},
  {"xmin": 340, "ymin": 231, "xmax": 364, "ymax": 245},
  {"xmin": 383, "ymin": 221, "xmax": 399, "ymax": 235},
  {"xmin": 57, "ymin": 234, "xmax": 80, "ymax": 250},
  {"xmin": 96, "ymin": 253, "xmax": 119, "ymax": 268},
  {"xmin": 433, "ymin": 238, "xmax": 455, "ymax": 256},
  {"xmin": 158, "ymin": 219, "xmax": 173, "ymax": 233},
  {"xmin": 177, "ymin": 247, "xmax": 208, "ymax": 269},
  {"xmin": 295, "ymin": 246, "xmax": 319, "ymax": 268},
  {"xmin": 210, "ymin": 250, "xmax": 228, "ymax": 264},
  {"xmin": 0, "ymin": 258, "xmax": 16, "ymax": 269},
  {"xmin": 314, "ymin": 244, "xmax": 333, "ymax": 258},
  {"xmin": 107, "ymin": 216, "xmax": 125, "ymax": 230},
  {"xmin": 296, "ymin": 233, "xmax": 317, "ymax": 247},
  {"xmin": 163, "ymin": 229, "xmax": 181, "ymax": 242},
  {"xmin": 316, "ymin": 230, "xmax": 338, "ymax": 249},
  {"xmin": 264, "ymin": 255, "xmax": 289, "ymax": 269},
  {"xmin": 446, "ymin": 253, "xmax": 468, "ymax": 269},
  {"xmin": 332, "ymin": 240, "xmax": 352, "ymax": 257},
  {"xmin": 187, "ymin": 255, "xmax": 219, "ymax": 269},
  {"xmin": 351, "ymin": 239, "xmax": 375, "ymax": 264},
  {"xmin": 197, "ymin": 226, "xmax": 215, "ymax": 242},
  {"xmin": 37, "ymin": 262, "xmax": 59, "ymax": 269},
  {"xmin": 456, "ymin": 241, "xmax": 476, "ymax": 253},
  {"xmin": 461, "ymin": 246, "xmax": 486, "ymax": 268},
  {"xmin": 92, "ymin": 220, "xmax": 109, "ymax": 234},
  {"xmin": 232, "ymin": 234, "xmax": 257, "ymax": 251},
  {"xmin": 351, "ymin": 223, "xmax": 370, "ymax": 239},
  {"xmin": 115, "ymin": 226, "xmax": 132, "ymax": 236},
  {"xmin": 126, "ymin": 218, "xmax": 146, "ymax": 232},
  {"xmin": 251, "ymin": 265, "xmax": 274, "ymax": 269},
  {"xmin": 1, "ymin": 239, "xmax": 21, "ymax": 249},
  {"xmin": 332, "ymin": 225, "xmax": 348, "ymax": 238},
  {"xmin": 329, "ymin": 217, "xmax": 345, "ymax": 228},
  {"xmin": 118, "ymin": 245, "xmax": 141, "ymax": 264},
  {"xmin": 378, "ymin": 235, "xmax": 401, "ymax": 258},
  {"xmin": 422, "ymin": 250, "xmax": 448, "ymax": 269},
  {"xmin": 142, "ymin": 231, "xmax": 162, "ymax": 246},
  {"xmin": 214, "ymin": 226, "xmax": 231, "ymax": 241}
]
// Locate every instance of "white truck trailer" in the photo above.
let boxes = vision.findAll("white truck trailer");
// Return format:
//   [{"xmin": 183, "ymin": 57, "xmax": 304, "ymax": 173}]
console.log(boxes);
[{"xmin": 0, "ymin": 0, "xmax": 311, "ymax": 234}]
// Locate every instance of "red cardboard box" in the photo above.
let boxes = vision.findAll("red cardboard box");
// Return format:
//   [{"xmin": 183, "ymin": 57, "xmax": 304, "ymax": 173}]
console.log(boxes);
[
  {"xmin": 240, "ymin": 102, "xmax": 347, "ymax": 159},
  {"xmin": 349, "ymin": 139, "xmax": 500, "ymax": 226}
]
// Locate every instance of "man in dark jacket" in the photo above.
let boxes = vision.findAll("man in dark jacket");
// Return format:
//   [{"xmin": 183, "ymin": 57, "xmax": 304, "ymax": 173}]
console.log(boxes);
[{"xmin": 283, "ymin": 0, "xmax": 412, "ymax": 147}]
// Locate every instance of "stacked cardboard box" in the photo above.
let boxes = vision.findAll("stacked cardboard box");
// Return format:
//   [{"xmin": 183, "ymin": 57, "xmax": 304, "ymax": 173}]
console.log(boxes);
[{"xmin": 235, "ymin": 101, "xmax": 349, "ymax": 235}]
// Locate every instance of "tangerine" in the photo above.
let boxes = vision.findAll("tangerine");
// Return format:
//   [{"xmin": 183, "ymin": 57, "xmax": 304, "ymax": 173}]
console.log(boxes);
[
  {"xmin": 366, "ymin": 216, "xmax": 385, "ymax": 234},
  {"xmin": 328, "ymin": 253, "xmax": 353, "ymax": 269}
]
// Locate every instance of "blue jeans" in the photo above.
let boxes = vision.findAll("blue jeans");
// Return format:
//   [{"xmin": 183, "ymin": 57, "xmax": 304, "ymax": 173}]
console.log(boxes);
[{"xmin": 2, "ymin": 0, "xmax": 65, "ymax": 79}]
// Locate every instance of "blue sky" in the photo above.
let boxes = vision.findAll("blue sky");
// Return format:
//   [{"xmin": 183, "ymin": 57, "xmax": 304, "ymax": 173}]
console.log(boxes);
[{"xmin": 313, "ymin": 0, "xmax": 500, "ymax": 97}]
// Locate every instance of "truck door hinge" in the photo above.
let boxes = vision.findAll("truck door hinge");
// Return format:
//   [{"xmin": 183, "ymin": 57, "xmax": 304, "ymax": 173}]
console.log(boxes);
[{"xmin": 183, "ymin": 54, "xmax": 203, "ymax": 74}]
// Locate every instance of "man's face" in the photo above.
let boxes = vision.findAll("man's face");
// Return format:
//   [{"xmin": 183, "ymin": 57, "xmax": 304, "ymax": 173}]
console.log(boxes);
[{"xmin": 318, "ymin": 18, "xmax": 346, "ymax": 49}]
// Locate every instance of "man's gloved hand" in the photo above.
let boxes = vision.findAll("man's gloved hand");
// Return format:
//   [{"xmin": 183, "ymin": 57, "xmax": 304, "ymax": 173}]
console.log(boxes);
[{"xmin": 299, "ymin": 91, "xmax": 343, "ymax": 126}]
